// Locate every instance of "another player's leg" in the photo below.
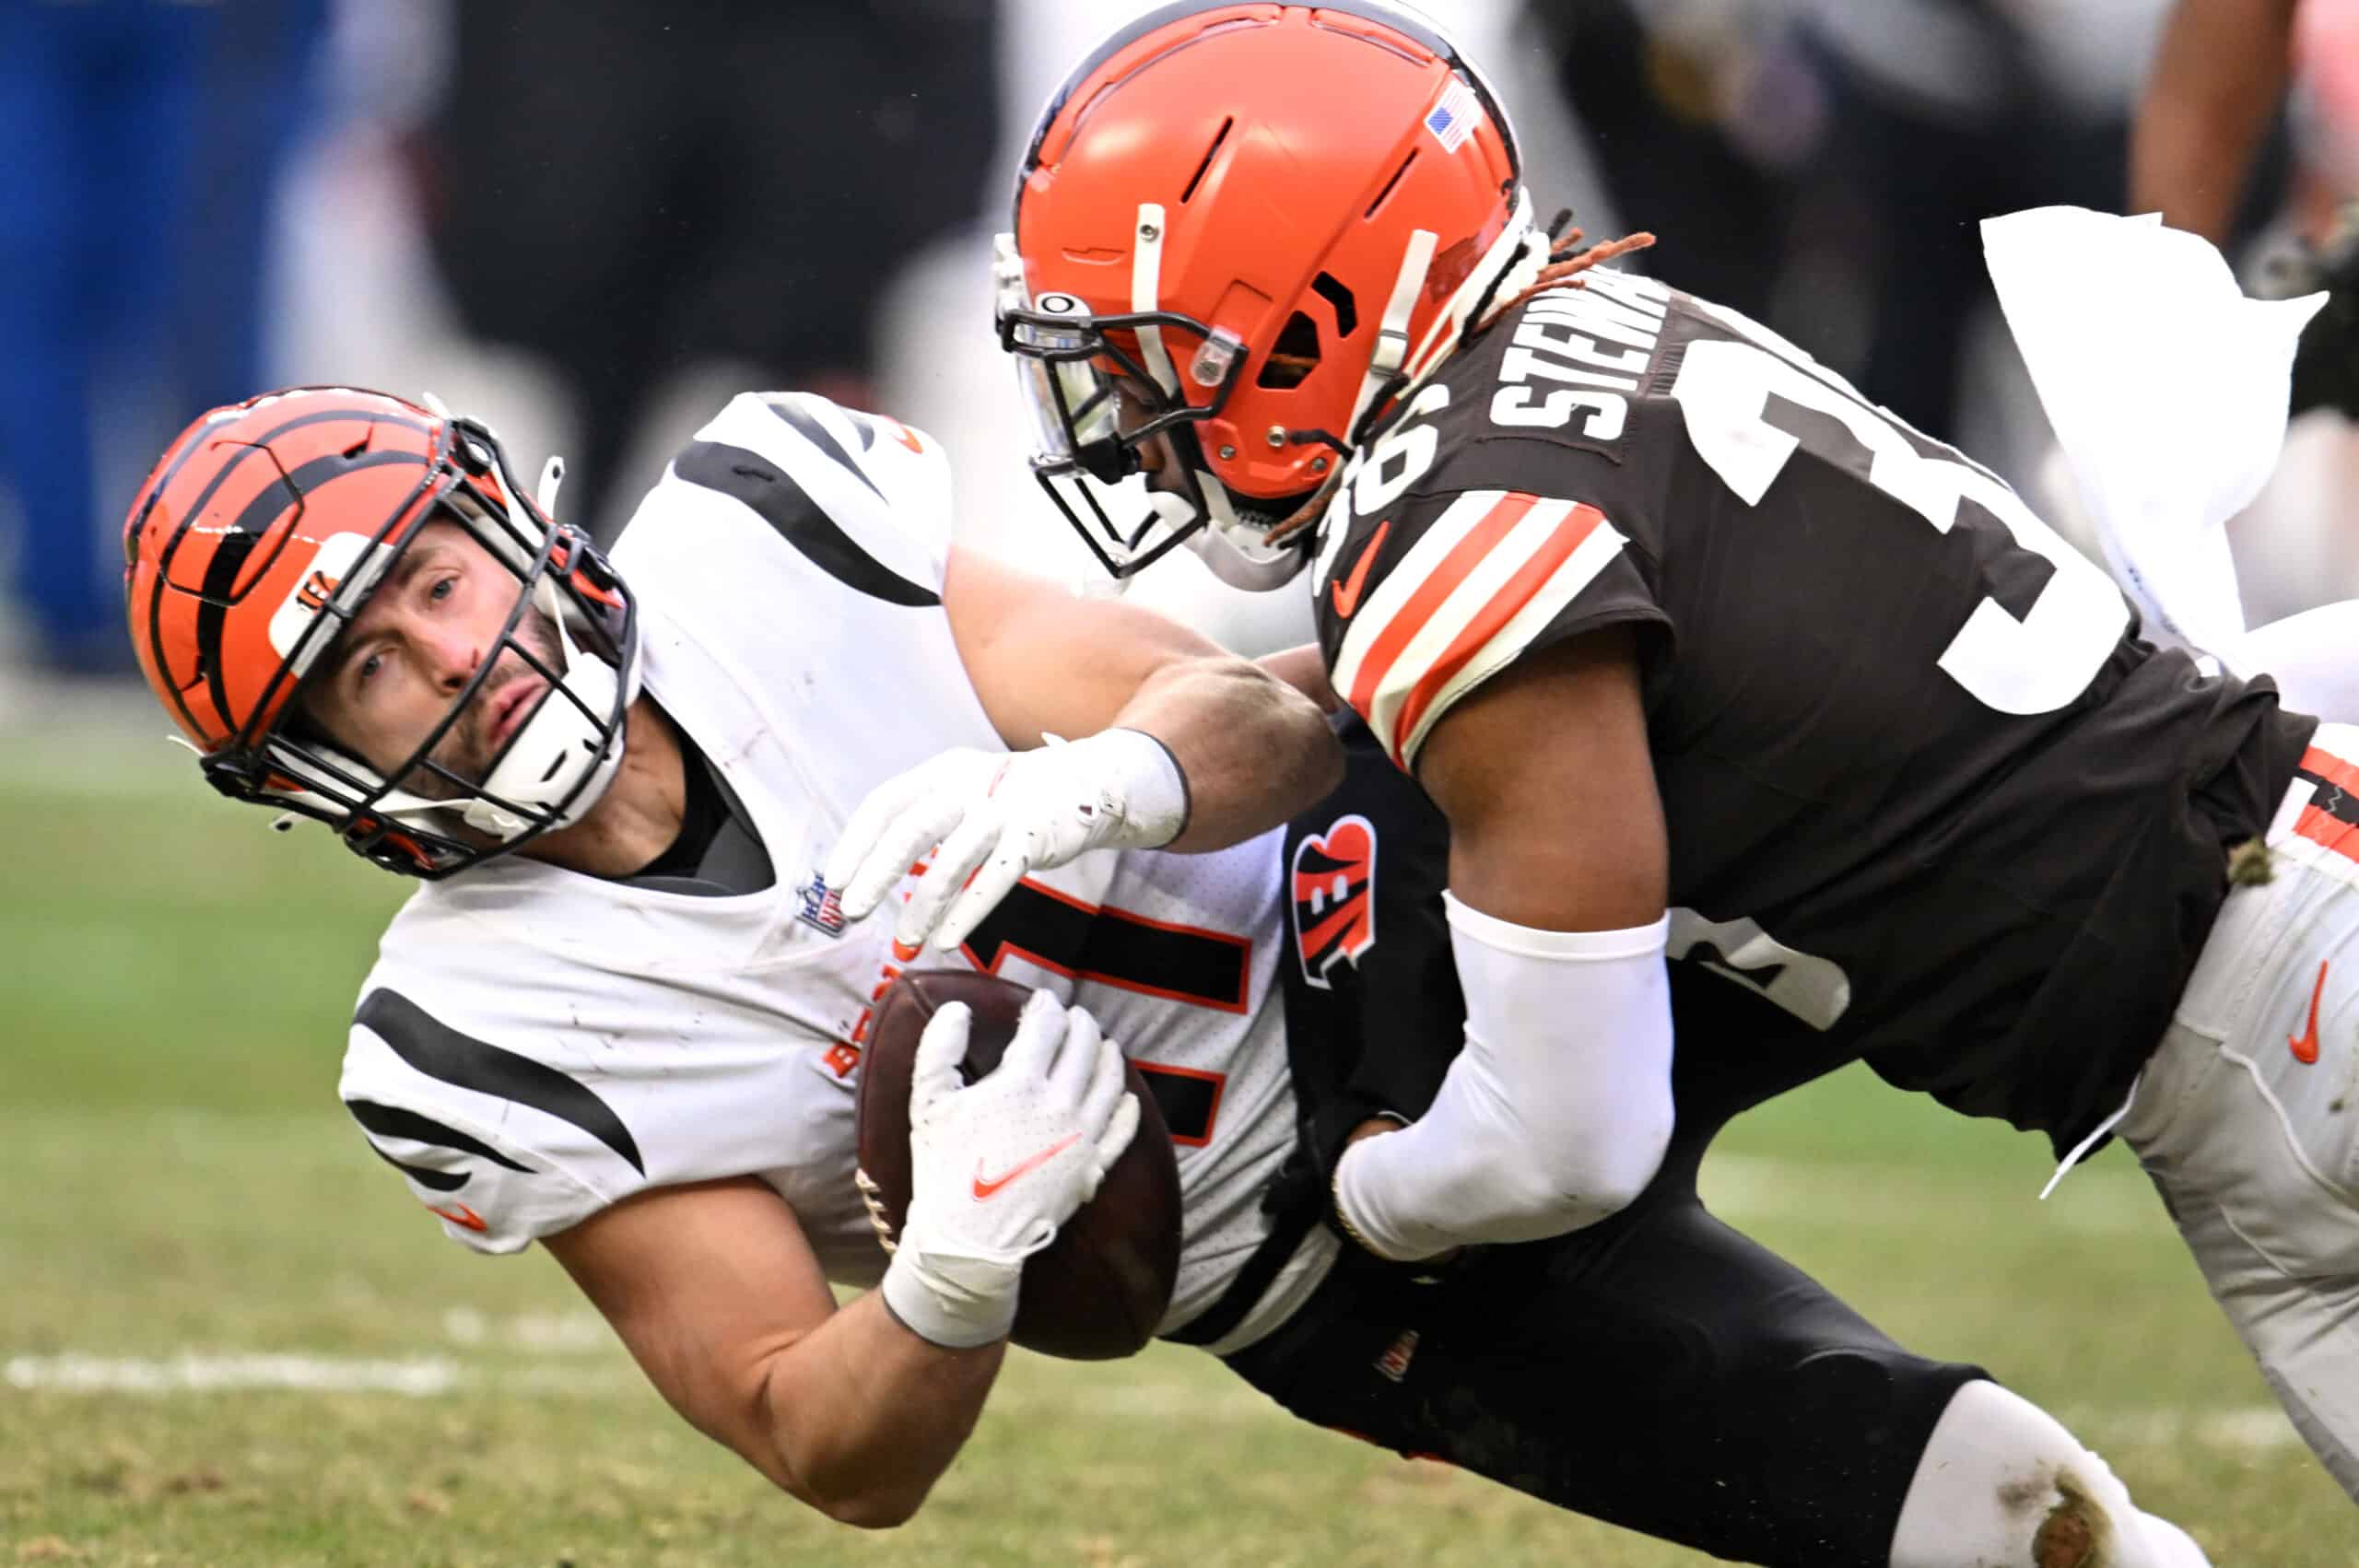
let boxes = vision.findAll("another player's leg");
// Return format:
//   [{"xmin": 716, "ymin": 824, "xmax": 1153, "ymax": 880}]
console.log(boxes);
[
  {"xmin": 1889, "ymin": 1380, "xmax": 2208, "ymax": 1567},
  {"xmin": 1221, "ymin": 1170, "xmax": 2204, "ymax": 1567},
  {"xmin": 2120, "ymin": 721, "xmax": 2359, "ymax": 1500}
]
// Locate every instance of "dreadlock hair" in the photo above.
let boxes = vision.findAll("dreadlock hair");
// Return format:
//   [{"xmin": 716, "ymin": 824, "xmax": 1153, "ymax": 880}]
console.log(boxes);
[{"xmin": 1494, "ymin": 227, "xmax": 1659, "ymax": 320}]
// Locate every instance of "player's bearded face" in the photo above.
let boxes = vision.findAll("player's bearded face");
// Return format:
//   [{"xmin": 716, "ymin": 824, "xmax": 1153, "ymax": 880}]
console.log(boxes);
[{"xmin": 301, "ymin": 518, "xmax": 566, "ymax": 810}]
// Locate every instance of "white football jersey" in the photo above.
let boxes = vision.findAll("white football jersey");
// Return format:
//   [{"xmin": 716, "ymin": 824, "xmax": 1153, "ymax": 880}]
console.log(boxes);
[{"xmin": 336, "ymin": 393, "xmax": 1318, "ymax": 1340}]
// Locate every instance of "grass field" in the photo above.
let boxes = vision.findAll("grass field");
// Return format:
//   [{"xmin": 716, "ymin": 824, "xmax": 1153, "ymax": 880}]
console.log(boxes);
[{"xmin": 4, "ymin": 708, "xmax": 2352, "ymax": 1566}]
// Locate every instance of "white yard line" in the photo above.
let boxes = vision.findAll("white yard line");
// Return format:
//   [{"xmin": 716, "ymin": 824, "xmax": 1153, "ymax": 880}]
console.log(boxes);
[
  {"xmin": 3, "ymin": 1352, "xmax": 628, "ymax": 1398},
  {"xmin": 2066, "ymin": 1403, "xmax": 2308, "ymax": 1452},
  {"xmin": 1701, "ymin": 1152, "xmax": 2160, "ymax": 1235},
  {"xmin": 6, "ymin": 1352, "xmax": 464, "ymax": 1396},
  {"xmin": 3, "ymin": 1346, "xmax": 2307, "ymax": 1455}
]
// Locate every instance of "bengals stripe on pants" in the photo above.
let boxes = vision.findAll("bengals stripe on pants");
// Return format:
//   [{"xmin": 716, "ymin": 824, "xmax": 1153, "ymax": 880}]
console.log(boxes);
[
  {"xmin": 1329, "ymin": 488, "xmax": 1626, "ymax": 767},
  {"xmin": 2294, "ymin": 744, "xmax": 2359, "ymax": 862}
]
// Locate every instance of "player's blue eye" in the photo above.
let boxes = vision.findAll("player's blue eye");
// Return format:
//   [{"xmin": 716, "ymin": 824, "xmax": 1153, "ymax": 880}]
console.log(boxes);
[
  {"xmin": 357, "ymin": 652, "xmax": 381, "ymax": 685},
  {"xmin": 428, "ymin": 576, "xmax": 454, "ymax": 603}
]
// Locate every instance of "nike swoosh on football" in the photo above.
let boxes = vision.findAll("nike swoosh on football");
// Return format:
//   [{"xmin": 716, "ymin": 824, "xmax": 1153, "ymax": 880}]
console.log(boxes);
[
  {"xmin": 1330, "ymin": 519, "xmax": 1391, "ymax": 618},
  {"xmin": 2292, "ymin": 958, "xmax": 2329, "ymax": 1065},
  {"xmin": 972, "ymin": 1132, "xmax": 1082, "ymax": 1199}
]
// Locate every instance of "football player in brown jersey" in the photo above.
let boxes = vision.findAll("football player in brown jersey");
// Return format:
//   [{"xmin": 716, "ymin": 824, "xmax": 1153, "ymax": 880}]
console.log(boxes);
[{"xmin": 971, "ymin": 0, "xmax": 2359, "ymax": 1555}]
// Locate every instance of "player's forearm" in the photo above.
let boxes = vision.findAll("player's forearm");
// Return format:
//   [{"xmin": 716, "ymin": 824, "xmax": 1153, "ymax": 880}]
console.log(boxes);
[
  {"xmin": 1113, "ymin": 654, "xmax": 1343, "ymax": 852},
  {"xmin": 1256, "ymin": 641, "xmax": 1342, "ymax": 712},
  {"xmin": 1332, "ymin": 898, "xmax": 1674, "ymax": 1259},
  {"xmin": 2130, "ymin": 0, "xmax": 2297, "ymax": 241},
  {"xmin": 759, "ymin": 1290, "xmax": 1005, "ymax": 1527}
]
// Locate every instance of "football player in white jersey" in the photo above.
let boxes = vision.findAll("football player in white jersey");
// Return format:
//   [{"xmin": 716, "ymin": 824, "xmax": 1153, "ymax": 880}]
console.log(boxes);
[{"xmin": 123, "ymin": 384, "xmax": 1344, "ymax": 1526}]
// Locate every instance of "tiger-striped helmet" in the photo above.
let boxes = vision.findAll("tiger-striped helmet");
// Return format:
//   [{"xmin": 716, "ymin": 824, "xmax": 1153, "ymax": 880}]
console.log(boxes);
[{"xmin": 122, "ymin": 387, "xmax": 639, "ymax": 877}]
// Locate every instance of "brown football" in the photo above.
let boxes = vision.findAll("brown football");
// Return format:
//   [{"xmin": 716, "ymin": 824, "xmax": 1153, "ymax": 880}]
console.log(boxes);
[{"xmin": 853, "ymin": 969, "xmax": 1182, "ymax": 1360}]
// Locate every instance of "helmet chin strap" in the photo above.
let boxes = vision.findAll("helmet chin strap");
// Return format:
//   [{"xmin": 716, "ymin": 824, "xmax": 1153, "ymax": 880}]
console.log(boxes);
[
  {"xmin": 1348, "ymin": 227, "xmax": 1442, "ymax": 440},
  {"xmin": 459, "ymin": 569, "xmax": 631, "ymax": 840},
  {"xmin": 1186, "ymin": 481, "xmax": 1309, "ymax": 591}
]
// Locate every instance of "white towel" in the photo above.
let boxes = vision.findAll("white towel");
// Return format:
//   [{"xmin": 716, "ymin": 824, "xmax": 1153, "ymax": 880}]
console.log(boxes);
[{"xmin": 1982, "ymin": 205, "xmax": 2326, "ymax": 670}]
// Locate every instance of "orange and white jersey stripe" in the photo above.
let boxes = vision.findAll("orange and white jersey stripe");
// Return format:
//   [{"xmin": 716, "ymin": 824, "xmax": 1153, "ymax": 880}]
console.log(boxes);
[{"xmin": 1328, "ymin": 487, "xmax": 1629, "ymax": 768}]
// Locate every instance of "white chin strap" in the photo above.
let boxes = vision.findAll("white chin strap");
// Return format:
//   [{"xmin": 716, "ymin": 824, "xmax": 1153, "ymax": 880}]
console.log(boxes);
[
  {"xmin": 1348, "ymin": 227, "xmax": 1441, "ymax": 440},
  {"xmin": 458, "ymin": 571, "xmax": 632, "ymax": 840},
  {"xmin": 1185, "ymin": 480, "xmax": 1310, "ymax": 591}
]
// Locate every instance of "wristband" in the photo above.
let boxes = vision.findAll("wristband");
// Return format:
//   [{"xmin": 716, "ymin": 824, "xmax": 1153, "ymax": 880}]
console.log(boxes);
[
  {"xmin": 878, "ymin": 1238, "xmax": 1023, "ymax": 1349},
  {"xmin": 1096, "ymin": 727, "xmax": 1191, "ymax": 848}
]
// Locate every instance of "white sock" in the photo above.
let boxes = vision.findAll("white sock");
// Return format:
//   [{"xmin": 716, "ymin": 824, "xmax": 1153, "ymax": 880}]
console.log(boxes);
[{"xmin": 1888, "ymin": 1381, "xmax": 2209, "ymax": 1567}]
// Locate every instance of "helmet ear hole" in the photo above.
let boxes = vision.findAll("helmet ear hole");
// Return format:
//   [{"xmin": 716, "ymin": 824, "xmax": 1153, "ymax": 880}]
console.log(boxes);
[
  {"xmin": 1257, "ymin": 311, "xmax": 1323, "ymax": 390},
  {"xmin": 1312, "ymin": 272, "xmax": 1359, "ymax": 337}
]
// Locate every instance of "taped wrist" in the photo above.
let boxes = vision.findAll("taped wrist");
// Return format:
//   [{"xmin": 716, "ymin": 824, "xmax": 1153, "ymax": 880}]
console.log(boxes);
[
  {"xmin": 878, "ymin": 1235, "xmax": 1024, "ymax": 1349},
  {"xmin": 1332, "ymin": 897, "xmax": 1673, "ymax": 1259},
  {"xmin": 1092, "ymin": 728, "xmax": 1190, "ymax": 848}
]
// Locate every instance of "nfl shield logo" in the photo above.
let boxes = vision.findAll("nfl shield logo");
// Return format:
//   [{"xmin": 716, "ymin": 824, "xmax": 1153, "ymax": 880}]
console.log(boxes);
[{"xmin": 796, "ymin": 871, "xmax": 847, "ymax": 938}]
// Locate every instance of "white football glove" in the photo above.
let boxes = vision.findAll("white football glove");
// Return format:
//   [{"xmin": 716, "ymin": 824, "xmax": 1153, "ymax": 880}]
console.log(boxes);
[
  {"xmin": 877, "ymin": 990, "xmax": 1143, "ymax": 1348},
  {"xmin": 824, "ymin": 729, "xmax": 1189, "ymax": 954}
]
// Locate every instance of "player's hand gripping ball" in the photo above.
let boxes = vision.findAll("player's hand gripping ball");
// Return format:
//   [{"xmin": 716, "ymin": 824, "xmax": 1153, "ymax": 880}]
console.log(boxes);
[{"xmin": 855, "ymin": 971, "xmax": 1182, "ymax": 1359}]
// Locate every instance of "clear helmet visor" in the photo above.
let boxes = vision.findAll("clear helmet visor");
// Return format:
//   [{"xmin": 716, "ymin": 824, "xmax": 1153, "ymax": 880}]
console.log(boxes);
[
  {"xmin": 994, "ymin": 232, "xmax": 1272, "ymax": 579},
  {"xmin": 1010, "ymin": 332, "xmax": 1122, "ymax": 469}
]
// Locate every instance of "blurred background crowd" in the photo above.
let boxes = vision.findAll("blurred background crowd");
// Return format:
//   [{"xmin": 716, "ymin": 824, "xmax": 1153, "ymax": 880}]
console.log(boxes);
[{"xmin": 2, "ymin": 0, "xmax": 2354, "ymax": 701}]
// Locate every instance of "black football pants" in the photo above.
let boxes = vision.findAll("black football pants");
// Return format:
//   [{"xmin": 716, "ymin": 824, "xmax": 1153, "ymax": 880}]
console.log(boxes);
[{"xmin": 1226, "ymin": 977, "xmax": 1985, "ymax": 1567}]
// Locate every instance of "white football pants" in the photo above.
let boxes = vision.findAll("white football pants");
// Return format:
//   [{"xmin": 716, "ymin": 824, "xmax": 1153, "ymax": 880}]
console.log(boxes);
[{"xmin": 2122, "ymin": 721, "xmax": 2359, "ymax": 1501}]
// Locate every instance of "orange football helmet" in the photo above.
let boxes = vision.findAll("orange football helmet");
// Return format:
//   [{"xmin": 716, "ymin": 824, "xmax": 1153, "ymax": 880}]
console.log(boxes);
[
  {"xmin": 1001, "ymin": 0, "xmax": 1540, "ymax": 587},
  {"xmin": 123, "ymin": 387, "xmax": 640, "ymax": 877}
]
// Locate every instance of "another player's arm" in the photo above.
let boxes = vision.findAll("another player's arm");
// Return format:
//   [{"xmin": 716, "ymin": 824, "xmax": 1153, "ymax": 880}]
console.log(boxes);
[
  {"xmin": 1416, "ymin": 627, "xmax": 1664, "ymax": 929},
  {"xmin": 544, "ymin": 1178, "xmax": 1000, "ymax": 1528},
  {"xmin": 941, "ymin": 545, "xmax": 1342, "ymax": 850},
  {"xmin": 1330, "ymin": 627, "xmax": 1676, "ymax": 1260},
  {"xmin": 1257, "ymin": 641, "xmax": 1343, "ymax": 714},
  {"xmin": 2130, "ymin": 0, "xmax": 2299, "ymax": 242},
  {"xmin": 827, "ymin": 549, "xmax": 1344, "ymax": 950}
]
